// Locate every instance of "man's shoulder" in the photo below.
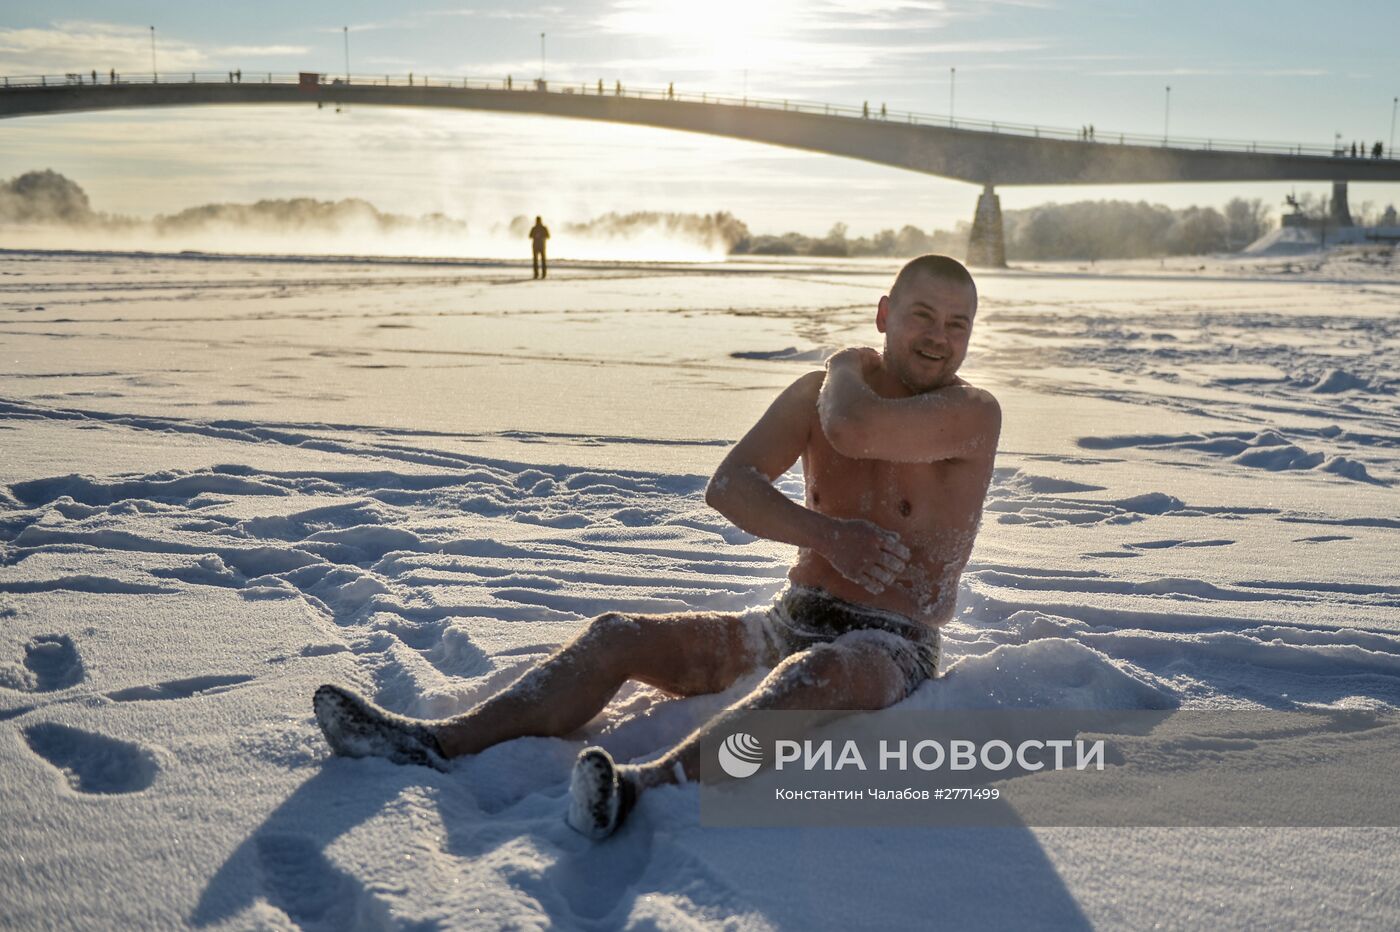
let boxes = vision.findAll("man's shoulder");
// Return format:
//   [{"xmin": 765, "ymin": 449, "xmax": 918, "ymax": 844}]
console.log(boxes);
[
  {"xmin": 922, "ymin": 377, "xmax": 1002, "ymax": 450},
  {"xmin": 767, "ymin": 370, "xmax": 824, "ymax": 417},
  {"xmin": 933, "ymin": 376, "xmax": 999, "ymax": 410},
  {"xmin": 787, "ymin": 369, "xmax": 827, "ymax": 404},
  {"xmin": 949, "ymin": 379, "xmax": 1002, "ymax": 452}
]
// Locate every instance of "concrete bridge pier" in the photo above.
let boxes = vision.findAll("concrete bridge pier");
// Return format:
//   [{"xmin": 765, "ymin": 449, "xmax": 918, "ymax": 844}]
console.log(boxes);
[
  {"xmin": 965, "ymin": 183, "xmax": 1006, "ymax": 268},
  {"xmin": 1330, "ymin": 181, "xmax": 1354, "ymax": 227}
]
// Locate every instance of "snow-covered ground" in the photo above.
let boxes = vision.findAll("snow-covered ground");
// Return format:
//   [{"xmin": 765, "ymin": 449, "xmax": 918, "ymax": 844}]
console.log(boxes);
[{"xmin": 1, "ymin": 247, "xmax": 1398, "ymax": 929}]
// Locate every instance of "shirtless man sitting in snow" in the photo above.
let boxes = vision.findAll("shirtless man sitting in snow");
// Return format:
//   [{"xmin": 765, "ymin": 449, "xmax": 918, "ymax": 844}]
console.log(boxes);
[{"xmin": 314, "ymin": 254, "xmax": 1001, "ymax": 839}]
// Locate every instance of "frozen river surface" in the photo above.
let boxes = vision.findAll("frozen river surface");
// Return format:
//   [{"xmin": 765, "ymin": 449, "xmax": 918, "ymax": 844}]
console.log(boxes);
[{"xmin": 1, "ymin": 248, "xmax": 1398, "ymax": 929}]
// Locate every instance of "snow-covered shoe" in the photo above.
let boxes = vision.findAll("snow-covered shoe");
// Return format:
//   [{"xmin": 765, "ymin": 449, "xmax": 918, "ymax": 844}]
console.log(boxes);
[
  {"xmin": 566, "ymin": 746, "xmax": 637, "ymax": 840},
  {"xmin": 313, "ymin": 683, "xmax": 449, "ymax": 772}
]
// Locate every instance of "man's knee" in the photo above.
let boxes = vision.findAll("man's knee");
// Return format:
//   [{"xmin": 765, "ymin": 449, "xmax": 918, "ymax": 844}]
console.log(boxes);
[
  {"xmin": 772, "ymin": 642, "xmax": 905, "ymax": 709},
  {"xmin": 581, "ymin": 611, "xmax": 640, "ymax": 645},
  {"xmin": 567, "ymin": 612, "xmax": 648, "ymax": 682},
  {"xmin": 774, "ymin": 643, "xmax": 850, "ymax": 689}
]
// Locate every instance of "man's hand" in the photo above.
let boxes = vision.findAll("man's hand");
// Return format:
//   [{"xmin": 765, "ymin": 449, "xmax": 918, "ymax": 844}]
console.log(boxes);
[{"xmin": 818, "ymin": 517, "xmax": 911, "ymax": 595}]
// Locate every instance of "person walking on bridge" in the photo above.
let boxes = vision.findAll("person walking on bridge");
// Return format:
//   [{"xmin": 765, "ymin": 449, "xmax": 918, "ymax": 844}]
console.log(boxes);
[{"xmin": 529, "ymin": 216, "xmax": 551, "ymax": 279}]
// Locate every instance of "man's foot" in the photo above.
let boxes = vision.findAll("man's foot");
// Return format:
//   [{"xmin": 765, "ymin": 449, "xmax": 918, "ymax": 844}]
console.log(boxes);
[
  {"xmin": 313, "ymin": 684, "xmax": 449, "ymax": 772},
  {"xmin": 566, "ymin": 746, "xmax": 638, "ymax": 840}
]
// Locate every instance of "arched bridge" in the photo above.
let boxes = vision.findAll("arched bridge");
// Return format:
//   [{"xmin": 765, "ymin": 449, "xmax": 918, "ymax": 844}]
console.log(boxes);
[{"xmin": 5, "ymin": 72, "xmax": 1398, "ymax": 265}]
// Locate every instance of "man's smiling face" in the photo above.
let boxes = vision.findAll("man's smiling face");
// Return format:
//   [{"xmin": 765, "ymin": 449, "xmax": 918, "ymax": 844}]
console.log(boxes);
[{"xmin": 876, "ymin": 271, "xmax": 978, "ymax": 394}]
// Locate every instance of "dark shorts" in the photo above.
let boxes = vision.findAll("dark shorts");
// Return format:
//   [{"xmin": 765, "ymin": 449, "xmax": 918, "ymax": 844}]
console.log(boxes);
[{"xmin": 746, "ymin": 584, "xmax": 941, "ymax": 696}]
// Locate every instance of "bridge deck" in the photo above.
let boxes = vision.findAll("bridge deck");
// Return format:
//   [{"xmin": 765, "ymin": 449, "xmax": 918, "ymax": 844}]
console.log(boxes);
[{"xmin": 4, "ymin": 75, "xmax": 1399, "ymax": 187}]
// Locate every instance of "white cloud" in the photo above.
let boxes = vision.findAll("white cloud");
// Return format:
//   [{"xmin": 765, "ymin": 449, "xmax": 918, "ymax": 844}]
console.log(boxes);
[
  {"xmin": 218, "ymin": 45, "xmax": 310, "ymax": 58},
  {"xmin": 0, "ymin": 21, "xmax": 205, "ymax": 75},
  {"xmin": 1034, "ymin": 53, "xmax": 1135, "ymax": 62},
  {"xmin": 598, "ymin": 0, "xmax": 1053, "ymax": 37},
  {"xmin": 423, "ymin": 8, "xmax": 563, "ymax": 20},
  {"xmin": 1091, "ymin": 67, "xmax": 1330, "ymax": 78},
  {"xmin": 328, "ymin": 6, "xmax": 569, "ymax": 34},
  {"xmin": 585, "ymin": 0, "xmax": 1049, "ymax": 89},
  {"xmin": 0, "ymin": 21, "xmax": 320, "ymax": 78},
  {"xmin": 318, "ymin": 20, "xmax": 420, "ymax": 34}
]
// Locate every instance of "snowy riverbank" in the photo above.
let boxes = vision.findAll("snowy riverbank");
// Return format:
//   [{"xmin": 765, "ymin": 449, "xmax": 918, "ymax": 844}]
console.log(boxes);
[{"xmin": 2, "ymin": 248, "xmax": 1398, "ymax": 929}]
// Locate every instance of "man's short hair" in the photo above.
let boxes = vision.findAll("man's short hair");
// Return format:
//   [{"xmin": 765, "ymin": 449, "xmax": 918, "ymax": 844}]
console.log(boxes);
[{"xmin": 889, "ymin": 254, "xmax": 977, "ymax": 310}]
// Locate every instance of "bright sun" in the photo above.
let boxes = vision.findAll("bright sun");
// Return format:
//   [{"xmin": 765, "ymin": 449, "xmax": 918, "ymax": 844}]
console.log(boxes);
[{"xmin": 604, "ymin": 0, "xmax": 801, "ymax": 74}]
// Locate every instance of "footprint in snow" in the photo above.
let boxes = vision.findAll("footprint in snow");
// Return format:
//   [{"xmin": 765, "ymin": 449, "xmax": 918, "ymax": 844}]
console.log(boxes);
[
  {"xmin": 0, "ymin": 634, "xmax": 85, "ymax": 693},
  {"xmin": 21, "ymin": 722, "xmax": 159, "ymax": 794}
]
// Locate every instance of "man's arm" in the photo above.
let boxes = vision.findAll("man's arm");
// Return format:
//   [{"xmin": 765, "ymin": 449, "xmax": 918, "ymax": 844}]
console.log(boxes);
[
  {"xmin": 819, "ymin": 348, "xmax": 1001, "ymax": 463},
  {"xmin": 706, "ymin": 372, "xmax": 910, "ymax": 594}
]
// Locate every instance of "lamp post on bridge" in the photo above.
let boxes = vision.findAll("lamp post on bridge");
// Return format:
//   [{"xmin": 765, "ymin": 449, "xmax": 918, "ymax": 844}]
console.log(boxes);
[
  {"xmin": 343, "ymin": 26, "xmax": 350, "ymax": 83},
  {"xmin": 1163, "ymin": 85, "xmax": 1170, "ymax": 145},
  {"xmin": 150, "ymin": 26, "xmax": 157, "ymax": 82},
  {"xmin": 1391, "ymin": 96, "xmax": 1397, "ymax": 157},
  {"xmin": 540, "ymin": 32, "xmax": 546, "ymax": 84},
  {"xmin": 949, "ymin": 66, "xmax": 956, "ymax": 126}
]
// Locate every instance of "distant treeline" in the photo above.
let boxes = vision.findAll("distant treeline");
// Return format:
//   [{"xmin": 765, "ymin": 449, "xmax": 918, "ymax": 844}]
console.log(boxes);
[
  {"xmin": 738, "ymin": 199, "xmax": 1277, "ymax": 259},
  {"xmin": 3, "ymin": 169, "xmax": 1285, "ymax": 259},
  {"xmin": 0, "ymin": 169, "xmax": 100, "ymax": 224},
  {"xmin": 1007, "ymin": 198, "xmax": 1274, "ymax": 258},
  {"xmin": 508, "ymin": 210, "xmax": 749, "ymax": 252},
  {"xmin": 0, "ymin": 169, "xmax": 462, "ymax": 236},
  {"xmin": 736, "ymin": 222, "xmax": 969, "ymax": 258},
  {"xmin": 157, "ymin": 198, "xmax": 468, "ymax": 236}
]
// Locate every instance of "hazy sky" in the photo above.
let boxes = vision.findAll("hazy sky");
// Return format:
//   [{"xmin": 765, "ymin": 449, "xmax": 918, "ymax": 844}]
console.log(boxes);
[{"xmin": 1, "ymin": 1, "xmax": 1397, "ymax": 235}]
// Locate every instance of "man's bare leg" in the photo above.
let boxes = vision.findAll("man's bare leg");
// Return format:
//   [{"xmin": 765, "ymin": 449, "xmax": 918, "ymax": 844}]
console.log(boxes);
[
  {"xmin": 434, "ymin": 610, "xmax": 762, "ymax": 756},
  {"xmin": 565, "ymin": 638, "xmax": 913, "ymax": 838},
  {"xmin": 314, "ymin": 610, "xmax": 763, "ymax": 766},
  {"xmin": 641, "ymin": 637, "xmax": 912, "ymax": 786}
]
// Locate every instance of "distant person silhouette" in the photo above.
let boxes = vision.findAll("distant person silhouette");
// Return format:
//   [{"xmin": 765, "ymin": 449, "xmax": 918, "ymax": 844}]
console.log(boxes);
[
  {"xmin": 598, "ymin": 78, "xmax": 603, "ymax": 94},
  {"xmin": 530, "ymin": 216, "xmax": 551, "ymax": 279},
  {"xmin": 880, "ymin": 102, "xmax": 886, "ymax": 118},
  {"xmin": 1374, "ymin": 141, "xmax": 1384, "ymax": 159}
]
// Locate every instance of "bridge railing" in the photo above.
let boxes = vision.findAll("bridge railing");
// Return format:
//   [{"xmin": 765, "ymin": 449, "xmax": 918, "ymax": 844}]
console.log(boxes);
[{"xmin": 2, "ymin": 71, "xmax": 1391, "ymax": 162}]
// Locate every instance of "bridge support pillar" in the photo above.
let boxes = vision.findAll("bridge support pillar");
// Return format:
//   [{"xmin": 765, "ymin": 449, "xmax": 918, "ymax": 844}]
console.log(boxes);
[
  {"xmin": 1330, "ymin": 181, "xmax": 1354, "ymax": 227},
  {"xmin": 966, "ymin": 184, "xmax": 1006, "ymax": 268}
]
